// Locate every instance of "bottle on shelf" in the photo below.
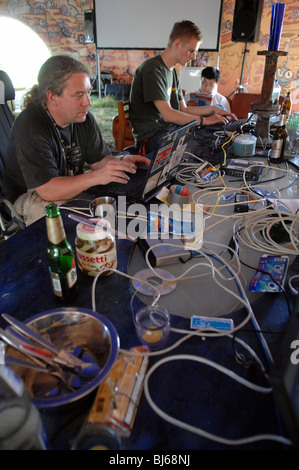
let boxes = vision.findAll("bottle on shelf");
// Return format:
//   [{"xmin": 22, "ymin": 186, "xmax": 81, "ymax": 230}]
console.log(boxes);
[
  {"xmin": 45, "ymin": 203, "xmax": 78, "ymax": 303},
  {"xmin": 281, "ymin": 91, "xmax": 292, "ymax": 120},
  {"xmin": 270, "ymin": 112, "xmax": 288, "ymax": 163},
  {"xmin": 272, "ymin": 79, "xmax": 281, "ymax": 104}
]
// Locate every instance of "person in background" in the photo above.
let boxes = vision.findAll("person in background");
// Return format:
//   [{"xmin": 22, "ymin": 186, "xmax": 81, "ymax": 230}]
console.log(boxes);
[
  {"xmin": 3, "ymin": 54, "xmax": 149, "ymax": 226},
  {"xmin": 184, "ymin": 66, "xmax": 231, "ymax": 112},
  {"xmin": 129, "ymin": 20, "xmax": 237, "ymax": 155}
]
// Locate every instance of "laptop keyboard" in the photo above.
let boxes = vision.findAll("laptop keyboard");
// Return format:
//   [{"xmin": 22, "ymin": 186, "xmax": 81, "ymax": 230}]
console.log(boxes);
[
  {"xmin": 224, "ymin": 119, "xmax": 248, "ymax": 132},
  {"xmin": 206, "ymin": 118, "xmax": 250, "ymax": 133},
  {"xmin": 102, "ymin": 168, "xmax": 147, "ymax": 198}
]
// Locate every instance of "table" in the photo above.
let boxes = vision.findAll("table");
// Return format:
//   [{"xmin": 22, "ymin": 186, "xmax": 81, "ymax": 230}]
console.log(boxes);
[{"xmin": 0, "ymin": 163, "xmax": 298, "ymax": 453}]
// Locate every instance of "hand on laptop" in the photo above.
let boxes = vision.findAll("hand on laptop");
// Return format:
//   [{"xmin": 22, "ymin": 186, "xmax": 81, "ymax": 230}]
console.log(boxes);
[
  {"xmin": 90, "ymin": 155, "xmax": 140, "ymax": 184},
  {"xmin": 122, "ymin": 154, "xmax": 151, "ymax": 168},
  {"xmin": 211, "ymin": 106, "xmax": 238, "ymax": 121},
  {"xmin": 202, "ymin": 109, "xmax": 237, "ymax": 126}
]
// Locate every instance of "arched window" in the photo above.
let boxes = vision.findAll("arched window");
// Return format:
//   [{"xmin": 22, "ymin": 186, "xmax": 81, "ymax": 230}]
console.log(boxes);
[{"xmin": 0, "ymin": 15, "xmax": 50, "ymax": 109}]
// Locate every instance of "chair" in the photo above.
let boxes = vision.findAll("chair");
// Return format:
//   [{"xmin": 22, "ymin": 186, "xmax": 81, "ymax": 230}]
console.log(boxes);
[
  {"xmin": 112, "ymin": 100, "xmax": 135, "ymax": 151},
  {"xmin": 0, "ymin": 71, "xmax": 25, "ymax": 240},
  {"xmin": 228, "ymin": 93, "xmax": 261, "ymax": 119},
  {"xmin": 228, "ymin": 92, "xmax": 284, "ymax": 119}
]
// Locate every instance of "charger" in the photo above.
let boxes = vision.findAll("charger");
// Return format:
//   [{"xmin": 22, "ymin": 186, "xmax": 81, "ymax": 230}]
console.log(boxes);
[{"xmin": 137, "ymin": 236, "xmax": 191, "ymax": 267}]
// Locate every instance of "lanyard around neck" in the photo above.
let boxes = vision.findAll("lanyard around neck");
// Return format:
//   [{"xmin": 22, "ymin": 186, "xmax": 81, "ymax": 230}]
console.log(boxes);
[{"xmin": 43, "ymin": 103, "xmax": 73, "ymax": 162}]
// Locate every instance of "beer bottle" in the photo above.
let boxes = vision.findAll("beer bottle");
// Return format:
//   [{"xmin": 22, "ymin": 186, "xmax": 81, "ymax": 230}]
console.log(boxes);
[
  {"xmin": 46, "ymin": 204, "xmax": 78, "ymax": 303},
  {"xmin": 270, "ymin": 113, "xmax": 288, "ymax": 163},
  {"xmin": 281, "ymin": 91, "xmax": 292, "ymax": 121}
]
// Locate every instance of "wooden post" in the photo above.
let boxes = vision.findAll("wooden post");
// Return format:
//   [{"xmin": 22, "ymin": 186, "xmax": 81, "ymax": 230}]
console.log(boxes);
[{"xmin": 251, "ymin": 51, "xmax": 288, "ymax": 146}]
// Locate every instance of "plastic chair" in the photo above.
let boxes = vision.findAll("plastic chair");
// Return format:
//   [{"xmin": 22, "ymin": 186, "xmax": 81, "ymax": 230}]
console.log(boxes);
[
  {"xmin": 112, "ymin": 100, "xmax": 135, "ymax": 151},
  {"xmin": 0, "ymin": 71, "xmax": 25, "ymax": 240}
]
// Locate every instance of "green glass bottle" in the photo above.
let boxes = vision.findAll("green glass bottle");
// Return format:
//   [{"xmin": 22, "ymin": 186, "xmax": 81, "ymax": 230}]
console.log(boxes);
[{"xmin": 45, "ymin": 204, "xmax": 78, "ymax": 303}]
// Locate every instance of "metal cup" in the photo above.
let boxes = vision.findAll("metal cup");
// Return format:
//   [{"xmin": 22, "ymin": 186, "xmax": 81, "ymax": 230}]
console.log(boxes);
[{"xmin": 89, "ymin": 196, "xmax": 116, "ymax": 230}]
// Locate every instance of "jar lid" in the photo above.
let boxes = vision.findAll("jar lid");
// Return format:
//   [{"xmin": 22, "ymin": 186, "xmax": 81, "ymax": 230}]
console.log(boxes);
[{"xmin": 76, "ymin": 218, "xmax": 111, "ymax": 241}]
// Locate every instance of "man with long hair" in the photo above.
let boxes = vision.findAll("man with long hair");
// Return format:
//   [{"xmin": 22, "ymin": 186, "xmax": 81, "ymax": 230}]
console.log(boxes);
[{"xmin": 3, "ymin": 54, "xmax": 149, "ymax": 225}]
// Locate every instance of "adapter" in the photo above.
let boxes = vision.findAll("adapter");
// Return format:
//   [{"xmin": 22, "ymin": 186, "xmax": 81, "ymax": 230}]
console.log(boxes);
[{"xmin": 137, "ymin": 236, "xmax": 191, "ymax": 267}]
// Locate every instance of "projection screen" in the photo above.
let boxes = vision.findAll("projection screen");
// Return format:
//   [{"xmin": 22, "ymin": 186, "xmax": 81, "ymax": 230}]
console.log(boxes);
[{"xmin": 94, "ymin": 0, "xmax": 223, "ymax": 51}]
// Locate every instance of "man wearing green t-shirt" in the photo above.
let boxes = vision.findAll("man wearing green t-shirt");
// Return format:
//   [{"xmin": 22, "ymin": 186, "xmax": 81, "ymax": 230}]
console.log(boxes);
[{"xmin": 129, "ymin": 20, "xmax": 237, "ymax": 154}]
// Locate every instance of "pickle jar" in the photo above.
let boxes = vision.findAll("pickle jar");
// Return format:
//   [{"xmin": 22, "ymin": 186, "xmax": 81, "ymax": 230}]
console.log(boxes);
[{"xmin": 75, "ymin": 219, "xmax": 117, "ymax": 277}]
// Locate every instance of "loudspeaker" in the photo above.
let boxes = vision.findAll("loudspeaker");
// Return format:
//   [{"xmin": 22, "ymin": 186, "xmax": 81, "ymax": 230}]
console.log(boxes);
[
  {"xmin": 84, "ymin": 10, "xmax": 95, "ymax": 44},
  {"xmin": 232, "ymin": 0, "xmax": 264, "ymax": 43}
]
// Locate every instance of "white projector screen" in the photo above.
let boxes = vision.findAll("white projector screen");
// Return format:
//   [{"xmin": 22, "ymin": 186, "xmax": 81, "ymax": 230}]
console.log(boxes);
[{"xmin": 94, "ymin": 0, "xmax": 223, "ymax": 51}]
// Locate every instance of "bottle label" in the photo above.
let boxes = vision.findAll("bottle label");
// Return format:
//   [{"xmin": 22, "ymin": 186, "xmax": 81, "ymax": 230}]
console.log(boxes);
[
  {"xmin": 46, "ymin": 217, "xmax": 66, "ymax": 245},
  {"xmin": 76, "ymin": 246, "xmax": 117, "ymax": 276},
  {"xmin": 50, "ymin": 271, "xmax": 63, "ymax": 297},
  {"xmin": 271, "ymin": 139, "xmax": 284, "ymax": 159},
  {"xmin": 67, "ymin": 258, "xmax": 77, "ymax": 288},
  {"xmin": 49, "ymin": 259, "xmax": 77, "ymax": 296}
]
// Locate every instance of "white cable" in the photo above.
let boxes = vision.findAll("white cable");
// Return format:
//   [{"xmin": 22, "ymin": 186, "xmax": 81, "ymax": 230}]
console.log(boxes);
[
  {"xmin": 143, "ymin": 354, "xmax": 292, "ymax": 447},
  {"xmin": 288, "ymin": 275, "xmax": 299, "ymax": 295}
]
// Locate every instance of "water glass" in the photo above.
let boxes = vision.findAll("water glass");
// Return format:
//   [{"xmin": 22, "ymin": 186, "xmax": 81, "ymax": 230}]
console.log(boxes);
[
  {"xmin": 135, "ymin": 305, "xmax": 170, "ymax": 351},
  {"xmin": 286, "ymin": 113, "xmax": 299, "ymax": 155}
]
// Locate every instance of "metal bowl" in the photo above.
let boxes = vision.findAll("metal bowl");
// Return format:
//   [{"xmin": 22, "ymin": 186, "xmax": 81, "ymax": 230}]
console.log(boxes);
[{"xmin": 7, "ymin": 308, "xmax": 119, "ymax": 409}]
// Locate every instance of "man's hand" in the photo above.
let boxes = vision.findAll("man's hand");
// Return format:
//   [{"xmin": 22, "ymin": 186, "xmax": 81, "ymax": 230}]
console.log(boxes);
[
  {"xmin": 202, "ymin": 114, "xmax": 233, "ymax": 126},
  {"xmin": 210, "ymin": 105, "xmax": 237, "ymax": 121},
  {"xmin": 122, "ymin": 154, "xmax": 151, "ymax": 167},
  {"xmin": 90, "ymin": 154, "xmax": 151, "ymax": 185}
]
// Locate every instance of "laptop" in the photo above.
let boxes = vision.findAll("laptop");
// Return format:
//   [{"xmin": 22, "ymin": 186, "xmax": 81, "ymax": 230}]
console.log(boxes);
[
  {"xmin": 205, "ymin": 117, "xmax": 253, "ymax": 134},
  {"xmin": 98, "ymin": 121, "xmax": 196, "ymax": 203}
]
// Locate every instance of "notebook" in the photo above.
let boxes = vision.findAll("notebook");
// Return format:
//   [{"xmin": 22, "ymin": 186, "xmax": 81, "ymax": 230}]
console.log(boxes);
[{"xmin": 99, "ymin": 121, "xmax": 196, "ymax": 203}]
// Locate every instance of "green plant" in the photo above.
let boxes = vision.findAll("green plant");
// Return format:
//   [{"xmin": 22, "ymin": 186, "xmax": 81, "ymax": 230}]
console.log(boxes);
[{"xmin": 89, "ymin": 95, "xmax": 118, "ymax": 149}]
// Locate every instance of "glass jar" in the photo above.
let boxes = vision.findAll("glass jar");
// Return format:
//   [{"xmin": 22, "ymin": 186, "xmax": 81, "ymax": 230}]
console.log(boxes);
[{"xmin": 75, "ymin": 219, "xmax": 117, "ymax": 277}]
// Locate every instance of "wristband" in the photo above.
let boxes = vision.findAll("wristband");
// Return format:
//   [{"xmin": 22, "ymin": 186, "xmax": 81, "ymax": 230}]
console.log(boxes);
[
  {"xmin": 199, "ymin": 116, "xmax": 204, "ymax": 127},
  {"xmin": 116, "ymin": 151, "xmax": 129, "ymax": 160}
]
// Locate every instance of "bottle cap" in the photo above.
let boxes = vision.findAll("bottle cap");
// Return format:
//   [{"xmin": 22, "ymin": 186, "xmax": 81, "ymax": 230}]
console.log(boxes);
[{"xmin": 76, "ymin": 218, "xmax": 111, "ymax": 241}]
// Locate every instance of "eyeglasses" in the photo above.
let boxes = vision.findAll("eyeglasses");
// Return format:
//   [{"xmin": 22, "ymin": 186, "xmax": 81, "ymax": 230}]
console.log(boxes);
[
  {"xmin": 181, "ymin": 42, "xmax": 198, "ymax": 57},
  {"xmin": 201, "ymin": 79, "xmax": 217, "ymax": 90}
]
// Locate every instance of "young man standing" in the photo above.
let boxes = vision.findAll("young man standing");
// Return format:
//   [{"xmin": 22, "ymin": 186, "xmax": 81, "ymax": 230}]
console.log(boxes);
[{"xmin": 129, "ymin": 20, "xmax": 237, "ymax": 154}]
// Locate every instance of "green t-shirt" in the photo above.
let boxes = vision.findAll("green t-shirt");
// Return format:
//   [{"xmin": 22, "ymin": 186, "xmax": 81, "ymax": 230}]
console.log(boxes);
[{"xmin": 129, "ymin": 55, "xmax": 183, "ymax": 142}]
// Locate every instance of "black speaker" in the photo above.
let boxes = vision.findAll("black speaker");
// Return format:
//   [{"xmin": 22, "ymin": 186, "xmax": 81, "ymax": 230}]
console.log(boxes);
[
  {"xmin": 84, "ymin": 10, "xmax": 95, "ymax": 44},
  {"xmin": 232, "ymin": 0, "xmax": 264, "ymax": 43}
]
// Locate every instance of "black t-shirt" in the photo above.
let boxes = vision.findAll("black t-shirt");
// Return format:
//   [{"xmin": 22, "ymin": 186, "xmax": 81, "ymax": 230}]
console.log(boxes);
[
  {"xmin": 129, "ymin": 55, "xmax": 183, "ymax": 142},
  {"xmin": 3, "ymin": 104, "xmax": 110, "ymax": 203}
]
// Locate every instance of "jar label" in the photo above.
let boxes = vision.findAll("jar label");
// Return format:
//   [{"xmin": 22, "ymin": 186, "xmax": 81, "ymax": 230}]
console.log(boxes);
[{"xmin": 76, "ymin": 246, "xmax": 117, "ymax": 276}]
